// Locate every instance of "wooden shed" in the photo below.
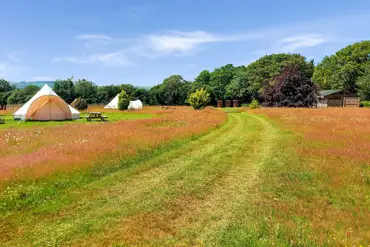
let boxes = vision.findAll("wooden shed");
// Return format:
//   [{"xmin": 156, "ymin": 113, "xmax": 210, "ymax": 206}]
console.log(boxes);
[{"xmin": 318, "ymin": 90, "xmax": 360, "ymax": 108}]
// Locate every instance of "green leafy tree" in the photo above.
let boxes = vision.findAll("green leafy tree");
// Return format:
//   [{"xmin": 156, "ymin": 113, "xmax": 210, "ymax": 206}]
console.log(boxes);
[
  {"xmin": 54, "ymin": 77, "xmax": 75, "ymax": 103},
  {"xmin": 191, "ymin": 70, "xmax": 211, "ymax": 92},
  {"xmin": 192, "ymin": 70, "xmax": 217, "ymax": 104},
  {"xmin": 0, "ymin": 79, "xmax": 12, "ymax": 93},
  {"xmin": 96, "ymin": 85, "xmax": 121, "ymax": 104},
  {"xmin": 6, "ymin": 90, "xmax": 21, "ymax": 104},
  {"xmin": 313, "ymin": 41, "xmax": 370, "ymax": 92},
  {"xmin": 119, "ymin": 84, "xmax": 135, "ymax": 97},
  {"xmin": 0, "ymin": 79, "xmax": 13, "ymax": 107},
  {"xmin": 160, "ymin": 75, "xmax": 191, "ymax": 105},
  {"xmin": 132, "ymin": 88, "xmax": 149, "ymax": 104},
  {"xmin": 118, "ymin": 90, "xmax": 130, "ymax": 110},
  {"xmin": 225, "ymin": 66, "xmax": 252, "ymax": 102},
  {"xmin": 0, "ymin": 91, "xmax": 12, "ymax": 106},
  {"xmin": 209, "ymin": 64, "xmax": 237, "ymax": 100},
  {"xmin": 7, "ymin": 85, "xmax": 40, "ymax": 104},
  {"xmin": 74, "ymin": 79, "xmax": 98, "ymax": 103},
  {"xmin": 246, "ymin": 53, "xmax": 314, "ymax": 99},
  {"xmin": 357, "ymin": 64, "xmax": 370, "ymax": 100},
  {"xmin": 148, "ymin": 85, "xmax": 163, "ymax": 105},
  {"xmin": 188, "ymin": 88, "xmax": 210, "ymax": 110}
]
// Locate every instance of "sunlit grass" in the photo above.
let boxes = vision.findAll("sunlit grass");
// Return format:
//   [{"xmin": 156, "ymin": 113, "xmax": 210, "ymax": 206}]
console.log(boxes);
[
  {"xmin": 0, "ymin": 107, "xmax": 369, "ymax": 246},
  {"xmin": 0, "ymin": 106, "xmax": 226, "ymax": 184},
  {"xmin": 0, "ymin": 105, "xmax": 158, "ymax": 129}
]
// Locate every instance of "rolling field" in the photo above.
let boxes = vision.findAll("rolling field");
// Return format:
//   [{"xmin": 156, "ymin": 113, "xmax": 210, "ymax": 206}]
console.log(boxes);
[{"xmin": 0, "ymin": 107, "xmax": 369, "ymax": 246}]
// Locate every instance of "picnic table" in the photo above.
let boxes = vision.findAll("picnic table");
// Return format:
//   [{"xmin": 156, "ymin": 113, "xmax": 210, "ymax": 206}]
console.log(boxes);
[{"xmin": 84, "ymin": 112, "xmax": 108, "ymax": 121}]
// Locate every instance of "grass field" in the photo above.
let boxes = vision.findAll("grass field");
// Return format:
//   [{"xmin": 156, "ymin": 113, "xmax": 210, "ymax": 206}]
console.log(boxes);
[
  {"xmin": 0, "ymin": 107, "xmax": 369, "ymax": 246},
  {"xmin": 0, "ymin": 105, "xmax": 157, "ymax": 129}
]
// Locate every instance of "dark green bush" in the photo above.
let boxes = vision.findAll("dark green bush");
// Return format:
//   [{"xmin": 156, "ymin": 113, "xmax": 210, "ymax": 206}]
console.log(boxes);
[{"xmin": 71, "ymin": 97, "xmax": 88, "ymax": 110}]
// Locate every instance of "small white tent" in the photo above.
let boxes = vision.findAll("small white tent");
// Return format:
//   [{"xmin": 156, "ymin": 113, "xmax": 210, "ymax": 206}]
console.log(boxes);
[
  {"xmin": 104, "ymin": 95, "xmax": 143, "ymax": 110},
  {"xmin": 128, "ymin": 100, "xmax": 143, "ymax": 110},
  {"xmin": 14, "ymin": 84, "xmax": 80, "ymax": 120},
  {"xmin": 104, "ymin": 94, "xmax": 119, "ymax": 109}
]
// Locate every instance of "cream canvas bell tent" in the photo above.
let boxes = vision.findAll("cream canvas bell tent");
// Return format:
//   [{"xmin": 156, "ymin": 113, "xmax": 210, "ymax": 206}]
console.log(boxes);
[
  {"xmin": 14, "ymin": 84, "xmax": 80, "ymax": 120},
  {"xmin": 128, "ymin": 100, "xmax": 143, "ymax": 110},
  {"xmin": 104, "ymin": 94, "xmax": 119, "ymax": 109}
]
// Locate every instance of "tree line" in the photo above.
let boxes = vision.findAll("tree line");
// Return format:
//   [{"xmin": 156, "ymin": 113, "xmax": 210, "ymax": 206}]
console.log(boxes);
[
  {"xmin": 1, "ymin": 41, "xmax": 369, "ymax": 107},
  {"xmin": 149, "ymin": 40, "xmax": 370, "ymax": 107},
  {"xmin": 0, "ymin": 78, "xmax": 150, "ymax": 106}
]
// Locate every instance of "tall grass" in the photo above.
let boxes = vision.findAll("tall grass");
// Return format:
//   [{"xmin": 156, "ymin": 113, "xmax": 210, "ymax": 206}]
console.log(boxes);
[
  {"xmin": 249, "ymin": 108, "xmax": 370, "ymax": 245},
  {"xmin": 0, "ymin": 106, "xmax": 226, "ymax": 185}
]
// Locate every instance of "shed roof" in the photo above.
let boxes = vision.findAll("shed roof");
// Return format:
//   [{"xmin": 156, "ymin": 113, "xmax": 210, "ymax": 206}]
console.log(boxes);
[{"xmin": 319, "ymin": 89, "xmax": 343, "ymax": 97}]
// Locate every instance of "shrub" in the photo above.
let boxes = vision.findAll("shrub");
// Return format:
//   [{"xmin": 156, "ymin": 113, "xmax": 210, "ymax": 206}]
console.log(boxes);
[
  {"xmin": 71, "ymin": 97, "xmax": 88, "ymax": 110},
  {"xmin": 249, "ymin": 99, "xmax": 260, "ymax": 109},
  {"xmin": 360, "ymin": 101, "xmax": 370, "ymax": 107},
  {"xmin": 188, "ymin": 88, "xmax": 210, "ymax": 110},
  {"xmin": 118, "ymin": 90, "xmax": 130, "ymax": 110}
]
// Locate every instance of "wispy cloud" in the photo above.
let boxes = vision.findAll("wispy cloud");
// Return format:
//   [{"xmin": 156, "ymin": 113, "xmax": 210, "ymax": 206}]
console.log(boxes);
[
  {"xmin": 54, "ymin": 30, "xmax": 329, "ymax": 67},
  {"xmin": 249, "ymin": 33, "xmax": 330, "ymax": 60},
  {"xmin": 75, "ymin": 34, "xmax": 112, "ymax": 41},
  {"xmin": 75, "ymin": 34, "xmax": 114, "ymax": 48},
  {"xmin": 7, "ymin": 54, "xmax": 22, "ymax": 63},
  {"xmin": 142, "ymin": 30, "xmax": 259, "ymax": 55},
  {"xmin": 278, "ymin": 34, "xmax": 327, "ymax": 52},
  {"xmin": 54, "ymin": 51, "xmax": 134, "ymax": 67}
]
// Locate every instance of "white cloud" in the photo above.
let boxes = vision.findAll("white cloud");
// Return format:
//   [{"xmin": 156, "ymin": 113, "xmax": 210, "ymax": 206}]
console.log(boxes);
[
  {"xmin": 75, "ymin": 34, "xmax": 112, "ymax": 41},
  {"xmin": 146, "ymin": 31, "xmax": 217, "ymax": 53},
  {"xmin": 54, "ymin": 51, "xmax": 134, "ymax": 67},
  {"xmin": 250, "ymin": 33, "xmax": 330, "ymax": 57},
  {"xmin": 142, "ymin": 31, "xmax": 255, "ymax": 55},
  {"xmin": 75, "ymin": 34, "xmax": 114, "ymax": 48},
  {"xmin": 278, "ymin": 34, "xmax": 327, "ymax": 52}
]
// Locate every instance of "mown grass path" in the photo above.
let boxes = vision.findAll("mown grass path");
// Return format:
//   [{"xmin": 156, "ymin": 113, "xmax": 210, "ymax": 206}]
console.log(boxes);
[{"xmin": 1, "ymin": 112, "xmax": 280, "ymax": 246}]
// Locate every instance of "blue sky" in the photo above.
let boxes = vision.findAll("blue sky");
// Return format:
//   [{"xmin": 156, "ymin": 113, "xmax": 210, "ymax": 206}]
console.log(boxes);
[{"xmin": 0, "ymin": 0, "xmax": 369, "ymax": 86}]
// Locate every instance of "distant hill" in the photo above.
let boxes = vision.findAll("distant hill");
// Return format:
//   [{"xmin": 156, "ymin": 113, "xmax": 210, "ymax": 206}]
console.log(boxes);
[{"xmin": 11, "ymin": 81, "xmax": 55, "ymax": 89}]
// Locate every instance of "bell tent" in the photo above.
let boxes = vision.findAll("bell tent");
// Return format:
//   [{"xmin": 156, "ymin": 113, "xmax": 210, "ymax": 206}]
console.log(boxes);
[
  {"xmin": 128, "ymin": 100, "xmax": 143, "ymax": 110},
  {"xmin": 14, "ymin": 84, "xmax": 80, "ymax": 120},
  {"xmin": 104, "ymin": 94, "xmax": 119, "ymax": 109},
  {"xmin": 104, "ymin": 94, "xmax": 143, "ymax": 110}
]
